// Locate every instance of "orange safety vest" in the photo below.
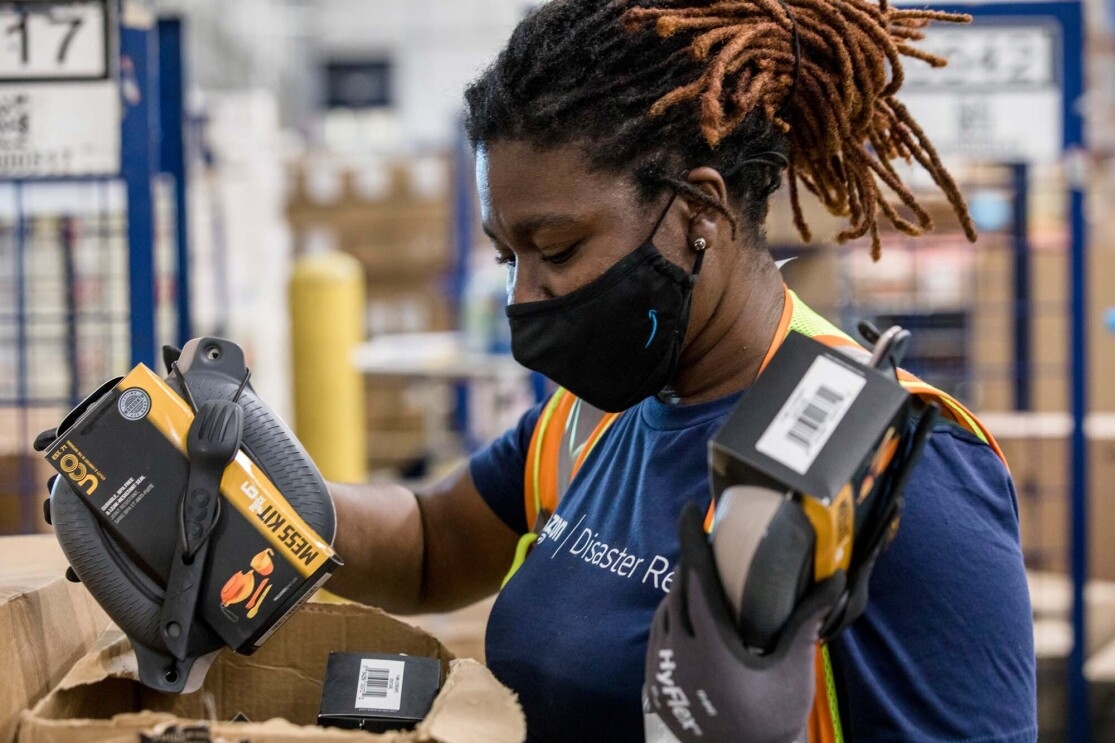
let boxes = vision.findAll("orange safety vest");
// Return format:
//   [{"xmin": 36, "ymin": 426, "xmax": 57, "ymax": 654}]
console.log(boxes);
[{"xmin": 507, "ymin": 287, "xmax": 1007, "ymax": 743}]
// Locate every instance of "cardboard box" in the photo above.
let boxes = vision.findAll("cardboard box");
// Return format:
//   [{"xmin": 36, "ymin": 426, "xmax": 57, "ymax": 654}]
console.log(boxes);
[
  {"xmin": 286, "ymin": 156, "xmax": 452, "ymax": 283},
  {"xmin": 17, "ymin": 602, "xmax": 525, "ymax": 743},
  {"xmin": 366, "ymin": 289, "xmax": 453, "ymax": 337},
  {"xmin": 1088, "ymin": 439, "xmax": 1115, "ymax": 582},
  {"xmin": 0, "ymin": 535, "xmax": 110, "ymax": 743},
  {"xmin": 0, "ymin": 409, "xmax": 69, "ymax": 460},
  {"xmin": 992, "ymin": 429, "xmax": 1115, "ymax": 582},
  {"xmin": 1089, "ymin": 242, "xmax": 1115, "ymax": 413},
  {"xmin": 0, "ymin": 455, "xmax": 55, "ymax": 536},
  {"xmin": 969, "ymin": 245, "xmax": 1075, "ymax": 415},
  {"xmin": 1031, "ymin": 248, "xmax": 1069, "ymax": 414},
  {"xmin": 400, "ymin": 597, "xmax": 494, "ymax": 666},
  {"xmin": 969, "ymin": 246, "xmax": 1014, "ymax": 411},
  {"xmin": 998, "ymin": 432, "xmax": 1068, "ymax": 573},
  {"xmin": 361, "ymin": 377, "xmax": 448, "ymax": 473},
  {"xmin": 43, "ymin": 364, "xmax": 341, "ymax": 654},
  {"xmin": 365, "ymin": 378, "xmax": 428, "ymax": 427},
  {"xmin": 1030, "ymin": 572, "xmax": 1115, "ymax": 658},
  {"xmin": 344, "ymin": 228, "xmax": 450, "ymax": 281},
  {"xmin": 287, "ymin": 158, "xmax": 448, "ymax": 213},
  {"xmin": 290, "ymin": 205, "xmax": 451, "ymax": 281},
  {"xmin": 367, "ymin": 426, "xmax": 429, "ymax": 473},
  {"xmin": 363, "ymin": 378, "xmax": 439, "ymax": 472},
  {"xmin": 1032, "ymin": 571, "xmax": 1115, "ymax": 741}
]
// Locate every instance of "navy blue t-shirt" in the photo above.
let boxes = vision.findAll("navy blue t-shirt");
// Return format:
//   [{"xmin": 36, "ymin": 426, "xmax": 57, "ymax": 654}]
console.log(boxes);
[{"xmin": 470, "ymin": 391, "xmax": 1036, "ymax": 742}]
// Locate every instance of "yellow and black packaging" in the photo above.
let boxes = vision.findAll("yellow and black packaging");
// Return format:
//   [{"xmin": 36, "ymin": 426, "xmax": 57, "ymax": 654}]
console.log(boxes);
[
  {"xmin": 705, "ymin": 331, "xmax": 923, "ymax": 651},
  {"xmin": 709, "ymin": 332, "xmax": 914, "ymax": 581},
  {"xmin": 44, "ymin": 363, "xmax": 341, "ymax": 654}
]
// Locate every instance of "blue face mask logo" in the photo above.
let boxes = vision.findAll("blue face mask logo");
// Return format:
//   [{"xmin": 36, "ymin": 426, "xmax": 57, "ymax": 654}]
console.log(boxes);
[{"xmin": 645, "ymin": 310, "xmax": 659, "ymax": 349}]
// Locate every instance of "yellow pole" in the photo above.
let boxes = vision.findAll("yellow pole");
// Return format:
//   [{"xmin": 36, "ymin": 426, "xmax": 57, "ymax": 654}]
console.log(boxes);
[{"xmin": 289, "ymin": 251, "xmax": 367, "ymax": 483}]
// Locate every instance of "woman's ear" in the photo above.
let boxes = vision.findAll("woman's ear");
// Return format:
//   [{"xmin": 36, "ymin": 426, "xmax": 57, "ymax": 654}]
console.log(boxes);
[{"xmin": 682, "ymin": 166, "xmax": 732, "ymax": 249}]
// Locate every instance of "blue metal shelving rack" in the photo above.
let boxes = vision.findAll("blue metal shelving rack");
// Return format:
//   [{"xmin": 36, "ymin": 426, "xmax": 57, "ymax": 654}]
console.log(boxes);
[{"xmin": 0, "ymin": 2, "xmax": 190, "ymax": 533}]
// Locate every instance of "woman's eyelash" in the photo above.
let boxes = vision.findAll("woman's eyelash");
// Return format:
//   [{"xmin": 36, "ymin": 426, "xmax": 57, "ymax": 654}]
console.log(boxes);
[
  {"xmin": 493, "ymin": 241, "xmax": 580, "ymax": 267},
  {"xmin": 541, "ymin": 242, "xmax": 582, "ymax": 265}
]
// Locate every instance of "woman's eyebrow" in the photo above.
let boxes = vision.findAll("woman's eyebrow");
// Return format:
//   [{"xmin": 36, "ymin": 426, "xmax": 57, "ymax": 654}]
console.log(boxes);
[{"xmin": 483, "ymin": 213, "xmax": 581, "ymax": 245}]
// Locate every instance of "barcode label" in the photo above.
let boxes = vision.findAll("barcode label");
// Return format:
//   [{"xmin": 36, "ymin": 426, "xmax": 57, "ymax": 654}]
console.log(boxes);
[
  {"xmin": 354, "ymin": 658, "xmax": 405, "ymax": 711},
  {"xmin": 755, "ymin": 356, "xmax": 866, "ymax": 475}
]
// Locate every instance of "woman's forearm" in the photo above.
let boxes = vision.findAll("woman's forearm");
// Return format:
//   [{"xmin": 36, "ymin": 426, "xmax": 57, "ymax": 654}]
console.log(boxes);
[{"xmin": 325, "ymin": 480, "xmax": 425, "ymax": 613}]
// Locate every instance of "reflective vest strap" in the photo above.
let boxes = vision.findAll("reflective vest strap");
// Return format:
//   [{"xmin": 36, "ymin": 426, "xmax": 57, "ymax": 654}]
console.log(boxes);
[
  {"xmin": 524, "ymin": 390, "xmax": 576, "ymax": 531},
  {"xmin": 759, "ymin": 286, "xmax": 797, "ymax": 373},
  {"xmin": 503, "ymin": 532, "xmax": 542, "ymax": 589},
  {"xmin": 785, "ymin": 289, "xmax": 1008, "ymax": 469},
  {"xmin": 505, "ymin": 391, "xmax": 579, "ymax": 587},
  {"xmin": 899, "ymin": 380, "xmax": 1008, "ymax": 467},
  {"xmin": 786, "ymin": 289, "xmax": 858, "ymax": 347},
  {"xmin": 810, "ymin": 644, "xmax": 844, "ymax": 743},
  {"xmin": 522, "ymin": 392, "xmax": 621, "ymax": 534},
  {"xmin": 702, "ymin": 504, "xmax": 716, "ymax": 533},
  {"xmin": 571, "ymin": 410, "xmax": 621, "ymax": 475}
]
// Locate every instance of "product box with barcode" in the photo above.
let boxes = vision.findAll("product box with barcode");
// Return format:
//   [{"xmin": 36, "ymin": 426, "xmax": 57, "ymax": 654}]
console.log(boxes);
[
  {"xmin": 708, "ymin": 331, "xmax": 913, "ymax": 512},
  {"xmin": 42, "ymin": 363, "xmax": 341, "ymax": 654},
  {"xmin": 318, "ymin": 651, "xmax": 442, "ymax": 732}
]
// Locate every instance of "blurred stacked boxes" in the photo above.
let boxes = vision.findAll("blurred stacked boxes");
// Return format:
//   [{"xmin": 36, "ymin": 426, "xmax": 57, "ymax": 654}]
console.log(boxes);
[
  {"xmin": 0, "ymin": 414, "xmax": 59, "ymax": 536},
  {"xmin": 772, "ymin": 163, "xmax": 1115, "ymax": 737},
  {"xmin": 286, "ymin": 155, "xmax": 455, "ymax": 473},
  {"xmin": 773, "ymin": 162, "xmax": 1115, "ymax": 585},
  {"xmin": 969, "ymin": 159, "xmax": 1115, "ymax": 585}
]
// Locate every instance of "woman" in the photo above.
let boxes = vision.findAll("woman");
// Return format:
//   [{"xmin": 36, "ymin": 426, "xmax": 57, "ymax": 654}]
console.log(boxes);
[{"xmin": 329, "ymin": 1, "xmax": 1037, "ymax": 740}]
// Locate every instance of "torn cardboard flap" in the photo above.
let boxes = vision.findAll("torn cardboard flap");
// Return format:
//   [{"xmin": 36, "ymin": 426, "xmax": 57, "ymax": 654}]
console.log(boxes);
[
  {"xmin": 54, "ymin": 625, "xmax": 138, "ymax": 690},
  {"xmin": 0, "ymin": 535, "xmax": 110, "ymax": 743},
  {"xmin": 19, "ymin": 602, "xmax": 525, "ymax": 743},
  {"xmin": 54, "ymin": 625, "xmax": 219, "ymax": 696},
  {"xmin": 419, "ymin": 661, "xmax": 525, "ymax": 743}
]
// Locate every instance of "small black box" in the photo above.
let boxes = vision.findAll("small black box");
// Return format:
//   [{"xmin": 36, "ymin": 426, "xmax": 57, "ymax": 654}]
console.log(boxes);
[
  {"xmin": 317, "ymin": 652, "xmax": 442, "ymax": 733},
  {"xmin": 709, "ymin": 332, "xmax": 912, "ymax": 540}
]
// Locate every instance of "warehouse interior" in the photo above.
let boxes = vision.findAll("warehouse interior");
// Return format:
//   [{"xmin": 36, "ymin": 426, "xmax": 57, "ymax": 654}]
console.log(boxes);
[{"xmin": 2, "ymin": 0, "xmax": 1115, "ymax": 741}]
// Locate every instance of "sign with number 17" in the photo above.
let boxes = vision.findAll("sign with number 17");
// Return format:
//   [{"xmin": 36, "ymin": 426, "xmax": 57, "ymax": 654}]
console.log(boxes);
[
  {"xmin": 1, "ymin": 0, "xmax": 110, "ymax": 81},
  {"xmin": 0, "ymin": 0, "xmax": 118, "ymax": 177}
]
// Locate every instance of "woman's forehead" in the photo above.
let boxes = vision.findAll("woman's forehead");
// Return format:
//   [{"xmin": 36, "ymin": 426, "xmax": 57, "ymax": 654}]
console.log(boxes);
[{"xmin": 476, "ymin": 141, "xmax": 637, "ymax": 223}]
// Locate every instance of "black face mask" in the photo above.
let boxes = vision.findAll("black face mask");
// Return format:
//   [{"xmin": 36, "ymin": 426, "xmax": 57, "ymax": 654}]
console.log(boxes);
[{"xmin": 505, "ymin": 196, "xmax": 704, "ymax": 413}]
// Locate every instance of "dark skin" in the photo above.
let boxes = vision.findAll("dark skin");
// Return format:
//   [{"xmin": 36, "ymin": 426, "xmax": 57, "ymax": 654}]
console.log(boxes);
[{"xmin": 327, "ymin": 141, "xmax": 786, "ymax": 613}]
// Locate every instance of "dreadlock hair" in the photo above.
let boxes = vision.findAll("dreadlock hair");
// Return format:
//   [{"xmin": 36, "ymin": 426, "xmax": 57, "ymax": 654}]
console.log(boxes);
[{"xmin": 464, "ymin": 0, "xmax": 978, "ymax": 260}]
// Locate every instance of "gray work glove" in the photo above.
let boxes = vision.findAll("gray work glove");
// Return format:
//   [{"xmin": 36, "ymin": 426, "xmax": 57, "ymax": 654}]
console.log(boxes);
[{"xmin": 644, "ymin": 502, "xmax": 846, "ymax": 743}]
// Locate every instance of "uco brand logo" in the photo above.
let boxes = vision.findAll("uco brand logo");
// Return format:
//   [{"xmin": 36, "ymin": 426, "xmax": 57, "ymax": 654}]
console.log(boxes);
[
  {"xmin": 117, "ymin": 388, "xmax": 151, "ymax": 421},
  {"xmin": 55, "ymin": 450, "xmax": 99, "ymax": 495}
]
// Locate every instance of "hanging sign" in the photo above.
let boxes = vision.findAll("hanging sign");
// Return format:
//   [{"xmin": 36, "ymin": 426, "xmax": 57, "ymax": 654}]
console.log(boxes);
[
  {"xmin": 0, "ymin": 0, "xmax": 120, "ymax": 177},
  {"xmin": 900, "ymin": 22, "xmax": 1063, "ymax": 163}
]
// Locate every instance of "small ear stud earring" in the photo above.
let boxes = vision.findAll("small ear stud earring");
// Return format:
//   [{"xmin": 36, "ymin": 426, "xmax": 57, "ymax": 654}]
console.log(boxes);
[{"xmin": 692, "ymin": 237, "xmax": 707, "ymax": 251}]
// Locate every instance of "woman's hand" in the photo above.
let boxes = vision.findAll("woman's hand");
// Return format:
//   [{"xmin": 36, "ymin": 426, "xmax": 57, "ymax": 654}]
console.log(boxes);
[{"xmin": 644, "ymin": 502, "xmax": 844, "ymax": 743}]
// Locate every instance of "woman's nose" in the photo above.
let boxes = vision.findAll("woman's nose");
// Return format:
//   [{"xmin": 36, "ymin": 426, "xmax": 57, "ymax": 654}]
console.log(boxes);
[{"xmin": 506, "ymin": 262, "xmax": 553, "ymax": 305}]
